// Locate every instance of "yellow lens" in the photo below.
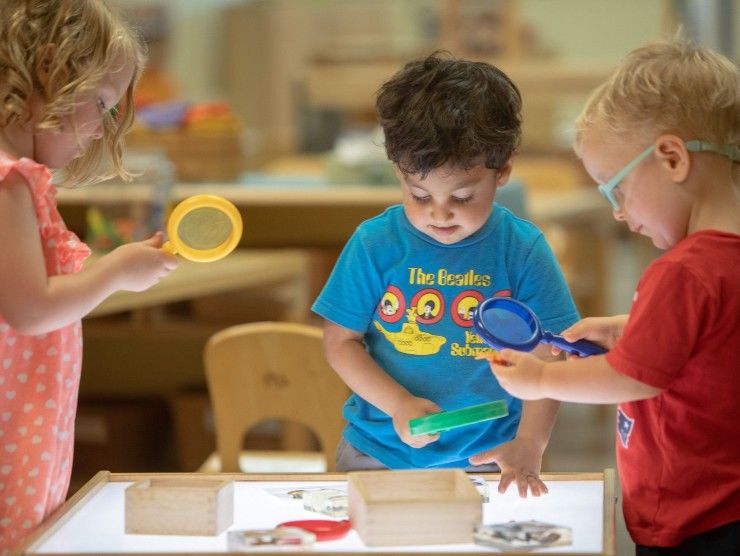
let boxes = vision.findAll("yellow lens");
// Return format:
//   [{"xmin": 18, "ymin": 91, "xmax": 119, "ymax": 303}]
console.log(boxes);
[
  {"xmin": 177, "ymin": 207, "xmax": 232, "ymax": 250},
  {"xmin": 165, "ymin": 195, "xmax": 243, "ymax": 262}
]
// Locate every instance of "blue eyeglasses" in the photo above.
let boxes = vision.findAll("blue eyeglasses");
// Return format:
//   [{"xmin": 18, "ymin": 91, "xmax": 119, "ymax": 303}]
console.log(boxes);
[{"xmin": 598, "ymin": 140, "xmax": 740, "ymax": 211}]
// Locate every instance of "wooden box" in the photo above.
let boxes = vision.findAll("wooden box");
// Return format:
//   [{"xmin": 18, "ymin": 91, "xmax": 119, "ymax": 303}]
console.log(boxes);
[
  {"xmin": 125, "ymin": 478, "xmax": 234, "ymax": 536},
  {"xmin": 347, "ymin": 469, "xmax": 482, "ymax": 546},
  {"xmin": 126, "ymin": 128, "xmax": 245, "ymax": 182}
]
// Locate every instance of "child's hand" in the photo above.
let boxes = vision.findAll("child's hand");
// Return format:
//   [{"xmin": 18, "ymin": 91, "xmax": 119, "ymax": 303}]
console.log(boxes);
[
  {"xmin": 468, "ymin": 436, "xmax": 548, "ymax": 498},
  {"xmin": 391, "ymin": 395, "xmax": 441, "ymax": 449},
  {"xmin": 485, "ymin": 349, "xmax": 546, "ymax": 400},
  {"xmin": 104, "ymin": 232, "xmax": 177, "ymax": 292},
  {"xmin": 550, "ymin": 315, "xmax": 626, "ymax": 357}
]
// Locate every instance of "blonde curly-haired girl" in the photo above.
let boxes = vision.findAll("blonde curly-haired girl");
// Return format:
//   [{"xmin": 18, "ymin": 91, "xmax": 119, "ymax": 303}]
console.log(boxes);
[{"xmin": 0, "ymin": 2, "xmax": 177, "ymax": 551}]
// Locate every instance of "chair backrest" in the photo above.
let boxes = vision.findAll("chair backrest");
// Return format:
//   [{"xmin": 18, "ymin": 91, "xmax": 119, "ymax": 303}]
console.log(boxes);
[{"xmin": 204, "ymin": 321, "xmax": 348, "ymax": 472}]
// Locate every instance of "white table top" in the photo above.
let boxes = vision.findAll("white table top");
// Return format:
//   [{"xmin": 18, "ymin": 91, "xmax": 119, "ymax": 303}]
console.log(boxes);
[{"xmin": 25, "ymin": 473, "xmax": 613, "ymax": 554}]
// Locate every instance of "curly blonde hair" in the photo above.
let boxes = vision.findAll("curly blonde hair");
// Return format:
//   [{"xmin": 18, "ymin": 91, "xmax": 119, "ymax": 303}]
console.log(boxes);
[
  {"xmin": 574, "ymin": 39, "xmax": 739, "ymax": 155},
  {"xmin": 0, "ymin": 0, "xmax": 147, "ymax": 186}
]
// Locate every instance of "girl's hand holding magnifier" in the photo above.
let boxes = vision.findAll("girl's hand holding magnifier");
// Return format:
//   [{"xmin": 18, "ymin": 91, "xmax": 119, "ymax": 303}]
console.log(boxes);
[
  {"xmin": 103, "ymin": 194, "xmax": 243, "ymax": 293},
  {"xmin": 106, "ymin": 231, "xmax": 177, "ymax": 292}
]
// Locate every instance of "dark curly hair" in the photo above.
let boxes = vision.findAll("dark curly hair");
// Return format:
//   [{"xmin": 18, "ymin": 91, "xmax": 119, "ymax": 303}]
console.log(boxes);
[{"xmin": 376, "ymin": 51, "xmax": 522, "ymax": 177}]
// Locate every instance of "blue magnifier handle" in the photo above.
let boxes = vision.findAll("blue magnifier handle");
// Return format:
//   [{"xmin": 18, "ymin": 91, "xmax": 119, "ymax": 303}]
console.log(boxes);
[{"xmin": 541, "ymin": 331, "xmax": 608, "ymax": 357}]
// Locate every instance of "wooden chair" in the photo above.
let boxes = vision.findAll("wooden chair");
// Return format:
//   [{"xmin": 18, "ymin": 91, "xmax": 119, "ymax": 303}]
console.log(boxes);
[{"xmin": 202, "ymin": 321, "xmax": 348, "ymax": 472}]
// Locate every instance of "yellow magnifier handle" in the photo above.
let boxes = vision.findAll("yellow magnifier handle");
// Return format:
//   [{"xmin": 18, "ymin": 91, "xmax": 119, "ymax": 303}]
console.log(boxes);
[{"xmin": 161, "ymin": 240, "xmax": 178, "ymax": 255}]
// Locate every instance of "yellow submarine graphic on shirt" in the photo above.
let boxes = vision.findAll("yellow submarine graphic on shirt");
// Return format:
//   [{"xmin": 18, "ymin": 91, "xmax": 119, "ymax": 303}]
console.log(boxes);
[{"xmin": 373, "ymin": 309, "xmax": 447, "ymax": 355}]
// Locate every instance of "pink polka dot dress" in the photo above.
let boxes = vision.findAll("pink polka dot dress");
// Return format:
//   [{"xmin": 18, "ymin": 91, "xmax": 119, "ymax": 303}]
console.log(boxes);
[{"xmin": 0, "ymin": 152, "xmax": 90, "ymax": 553}]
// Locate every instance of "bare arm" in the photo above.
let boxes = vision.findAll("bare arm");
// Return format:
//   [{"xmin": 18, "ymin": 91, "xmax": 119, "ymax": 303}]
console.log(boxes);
[
  {"xmin": 322, "ymin": 319, "xmax": 440, "ymax": 447},
  {"xmin": 469, "ymin": 344, "xmax": 558, "ymax": 497},
  {"xmin": 517, "ymin": 399, "xmax": 558, "ymax": 448},
  {"xmin": 516, "ymin": 344, "xmax": 559, "ymax": 448},
  {"xmin": 0, "ymin": 175, "xmax": 176, "ymax": 335},
  {"xmin": 322, "ymin": 320, "xmax": 407, "ymax": 414},
  {"xmin": 490, "ymin": 350, "xmax": 662, "ymax": 403},
  {"xmin": 539, "ymin": 355, "xmax": 661, "ymax": 403}
]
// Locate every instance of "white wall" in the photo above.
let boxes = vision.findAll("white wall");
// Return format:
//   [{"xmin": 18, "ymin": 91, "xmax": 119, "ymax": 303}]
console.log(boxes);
[{"xmin": 520, "ymin": 0, "xmax": 666, "ymax": 60}]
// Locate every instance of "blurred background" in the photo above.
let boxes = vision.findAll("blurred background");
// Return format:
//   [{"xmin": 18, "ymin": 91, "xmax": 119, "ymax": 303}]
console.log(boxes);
[{"xmin": 57, "ymin": 2, "xmax": 737, "ymax": 553}]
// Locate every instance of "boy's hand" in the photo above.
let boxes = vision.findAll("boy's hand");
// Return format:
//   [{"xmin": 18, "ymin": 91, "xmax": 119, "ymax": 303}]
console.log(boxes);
[
  {"xmin": 469, "ymin": 436, "xmax": 548, "ymax": 497},
  {"xmin": 550, "ymin": 316, "xmax": 625, "ymax": 357},
  {"xmin": 485, "ymin": 349, "xmax": 546, "ymax": 400},
  {"xmin": 391, "ymin": 395, "xmax": 441, "ymax": 449}
]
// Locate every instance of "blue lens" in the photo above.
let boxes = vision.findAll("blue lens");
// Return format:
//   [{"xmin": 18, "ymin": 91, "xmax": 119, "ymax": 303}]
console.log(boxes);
[
  {"xmin": 473, "ymin": 298, "xmax": 540, "ymax": 352},
  {"xmin": 480, "ymin": 307, "xmax": 535, "ymax": 344}
]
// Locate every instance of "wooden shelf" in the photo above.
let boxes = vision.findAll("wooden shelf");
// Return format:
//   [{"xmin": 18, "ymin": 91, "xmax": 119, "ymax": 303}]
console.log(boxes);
[
  {"xmin": 86, "ymin": 249, "xmax": 309, "ymax": 318},
  {"xmin": 59, "ymin": 180, "xmax": 615, "ymax": 317},
  {"xmin": 307, "ymin": 58, "xmax": 614, "ymax": 112}
]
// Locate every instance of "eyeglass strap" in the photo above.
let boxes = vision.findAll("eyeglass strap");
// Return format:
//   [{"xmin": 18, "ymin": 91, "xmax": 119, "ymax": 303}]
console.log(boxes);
[{"xmin": 685, "ymin": 140, "xmax": 740, "ymax": 162}]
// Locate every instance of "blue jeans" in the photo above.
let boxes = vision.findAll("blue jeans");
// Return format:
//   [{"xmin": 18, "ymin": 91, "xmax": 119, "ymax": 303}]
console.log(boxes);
[{"xmin": 335, "ymin": 438, "xmax": 501, "ymax": 472}]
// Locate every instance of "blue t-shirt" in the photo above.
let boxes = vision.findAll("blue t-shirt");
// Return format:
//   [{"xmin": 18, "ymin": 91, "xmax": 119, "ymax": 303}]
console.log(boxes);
[{"xmin": 312, "ymin": 204, "xmax": 579, "ymax": 469}]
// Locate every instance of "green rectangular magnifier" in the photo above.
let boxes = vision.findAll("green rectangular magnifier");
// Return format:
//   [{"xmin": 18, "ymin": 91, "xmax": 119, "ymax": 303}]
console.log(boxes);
[{"xmin": 409, "ymin": 400, "xmax": 508, "ymax": 436}]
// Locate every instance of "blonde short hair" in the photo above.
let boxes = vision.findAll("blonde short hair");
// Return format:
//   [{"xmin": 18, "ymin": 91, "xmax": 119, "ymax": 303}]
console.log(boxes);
[
  {"xmin": 0, "ymin": 0, "xmax": 147, "ymax": 186},
  {"xmin": 574, "ymin": 39, "xmax": 739, "ymax": 154}
]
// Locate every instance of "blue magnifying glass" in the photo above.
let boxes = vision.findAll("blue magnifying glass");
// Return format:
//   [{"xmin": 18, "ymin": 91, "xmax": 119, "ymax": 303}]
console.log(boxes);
[{"xmin": 472, "ymin": 297, "xmax": 607, "ymax": 357}]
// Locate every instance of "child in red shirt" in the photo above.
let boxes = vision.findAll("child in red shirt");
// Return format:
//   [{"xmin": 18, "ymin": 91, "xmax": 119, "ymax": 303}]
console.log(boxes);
[{"xmin": 473, "ymin": 40, "xmax": 740, "ymax": 555}]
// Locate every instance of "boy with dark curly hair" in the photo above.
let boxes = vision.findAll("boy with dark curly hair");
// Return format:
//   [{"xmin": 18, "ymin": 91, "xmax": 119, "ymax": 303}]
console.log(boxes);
[{"xmin": 312, "ymin": 52, "xmax": 579, "ymax": 496}]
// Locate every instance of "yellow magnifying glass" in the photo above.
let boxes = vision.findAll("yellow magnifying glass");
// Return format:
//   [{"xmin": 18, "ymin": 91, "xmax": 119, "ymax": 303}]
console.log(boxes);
[{"xmin": 161, "ymin": 194, "xmax": 243, "ymax": 262}]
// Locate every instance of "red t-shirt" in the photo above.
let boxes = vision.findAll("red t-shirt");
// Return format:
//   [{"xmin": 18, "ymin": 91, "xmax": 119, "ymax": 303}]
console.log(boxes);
[{"xmin": 606, "ymin": 230, "xmax": 740, "ymax": 547}]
